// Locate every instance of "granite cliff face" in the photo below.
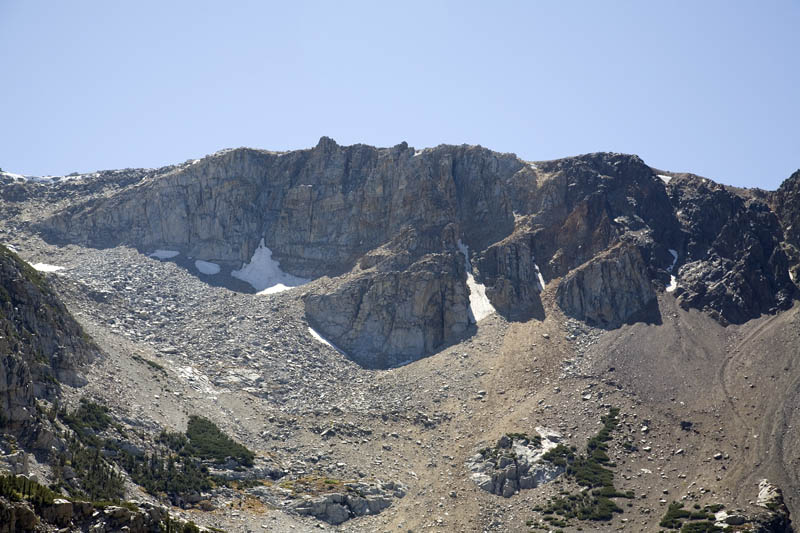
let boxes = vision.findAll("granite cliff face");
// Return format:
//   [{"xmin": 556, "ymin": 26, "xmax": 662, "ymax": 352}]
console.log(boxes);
[
  {"xmin": 555, "ymin": 243, "xmax": 657, "ymax": 328},
  {"xmin": 37, "ymin": 139, "xmax": 799, "ymax": 367},
  {"xmin": 303, "ymin": 228, "xmax": 472, "ymax": 369},
  {"xmin": 0, "ymin": 245, "xmax": 98, "ymax": 443}
]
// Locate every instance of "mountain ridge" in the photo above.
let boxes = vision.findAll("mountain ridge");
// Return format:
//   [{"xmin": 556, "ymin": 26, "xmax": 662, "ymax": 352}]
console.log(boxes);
[{"xmin": 26, "ymin": 139, "xmax": 798, "ymax": 367}]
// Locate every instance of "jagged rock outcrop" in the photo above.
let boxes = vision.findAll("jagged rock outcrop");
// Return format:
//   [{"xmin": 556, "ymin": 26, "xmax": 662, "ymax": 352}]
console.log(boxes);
[
  {"xmin": 772, "ymin": 170, "xmax": 800, "ymax": 248},
  {"xmin": 771, "ymin": 170, "xmax": 800, "ymax": 284},
  {"xmin": 556, "ymin": 243, "xmax": 657, "ymax": 328},
  {"xmin": 31, "ymin": 140, "xmax": 799, "ymax": 365},
  {"xmin": 0, "ymin": 493, "xmax": 207, "ymax": 533},
  {"xmin": 753, "ymin": 480, "xmax": 793, "ymax": 533},
  {"xmin": 474, "ymin": 230, "xmax": 544, "ymax": 317},
  {"xmin": 667, "ymin": 176, "xmax": 796, "ymax": 324},
  {"xmin": 0, "ymin": 245, "xmax": 98, "ymax": 441},
  {"xmin": 290, "ymin": 480, "xmax": 405, "ymax": 525},
  {"xmin": 466, "ymin": 431, "xmax": 564, "ymax": 497},
  {"xmin": 0, "ymin": 498, "xmax": 37, "ymax": 532},
  {"xmin": 304, "ymin": 248, "xmax": 470, "ymax": 369}
]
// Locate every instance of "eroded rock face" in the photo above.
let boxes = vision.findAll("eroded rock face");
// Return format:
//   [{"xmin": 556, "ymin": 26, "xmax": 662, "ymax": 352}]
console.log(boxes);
[
  {"xmin": 475, "ymin": 230, "xmax": 544, "ymax": 317},
  {"xmin": 0, "ymin": 245, "xmax": 98, "ymax": 441},
  {"xmin": 0, "ymin": 498, "xmax": 37, "ymax": 533},
  {"xmin": 304, "ymin": 250, "xmax": 470, "ymax": 369},
  {"xmin": 40, "ymin": 140, "xmax": 523, "ymax": 278},
  {"xmin": 668, "ymin": 176, "xmax": 796, "ymax": 324},
  {"xmin": 31, "ymin": 141, "xmax": 799, "ymax": 365},
  {"xmin": 771, "ymin": 170, "xmax": 800, "ymax": 285},
  {"xmin": 556, "ymin": 243, "xmax": 657, "ymax": 328},
  {"xmin": 772, "ymin": 170, "xmax": 800, "ymax": 249}
]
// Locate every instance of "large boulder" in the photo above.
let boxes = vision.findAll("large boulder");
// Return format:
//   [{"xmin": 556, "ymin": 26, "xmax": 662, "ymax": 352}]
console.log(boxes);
[
  {"xmin": 290, "ymin": 480, "xmax": 405, "ymax": 525},
  {"xmin": 466, "ymin": 431, "xmax": 565, "ymax": 497}
]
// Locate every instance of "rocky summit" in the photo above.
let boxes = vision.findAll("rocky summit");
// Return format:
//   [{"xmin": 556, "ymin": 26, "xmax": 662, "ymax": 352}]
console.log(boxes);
[{"xmin": 0, "ymin": 139, "xmax": 798, "ymax": 532}]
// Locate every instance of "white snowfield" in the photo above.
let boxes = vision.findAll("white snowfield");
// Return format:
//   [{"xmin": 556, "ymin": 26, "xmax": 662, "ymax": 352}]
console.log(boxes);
[
  {"xmin": 194, "ymin": 260, "xmax": 220, "ymax": 275},
  {"xmin": 307, "ymin": 327, "xmax": 344, "ymax": 353},
  {"xmin": 666, "ymin": 249, "xmax": 679, "ymax": 292},
  {"xmin": 457, "ymin": 240, "xmax": 496, "ymax": 323},
  {"xmin": 232, "ymin": 239, "xmax": 309, "ymax": 294},
  {"xmin": 657, "ymin": 174, "xmax": 672, "ymax": 184},
  {"xmin": 149, "ymin": 249, "xmax": 180, "ymax": 259},
  {"xmin": 31, "ymin": 263, "xmax": 64, "ymax": 272}
]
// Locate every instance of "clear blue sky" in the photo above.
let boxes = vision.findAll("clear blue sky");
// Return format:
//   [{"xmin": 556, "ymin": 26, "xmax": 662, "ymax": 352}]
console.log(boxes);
[{"xmin": 1, "ymin": 1, "xmax": 798, "ymax": 189}]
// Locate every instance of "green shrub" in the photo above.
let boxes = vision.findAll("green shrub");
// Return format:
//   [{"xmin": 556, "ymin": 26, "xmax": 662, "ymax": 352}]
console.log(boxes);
[
  {"xmin": 660, "ymin": 502, "xmax": 691, "ymax": 529},
  {"xmin": 63, "ymin": 434, "xmax": 124, "ymax": 501},
  {"xmin": 60, "ymin": 398, "xmax": 112, "ymax": 445},
  {"xmin": 680, "ymin": 522, "xmax": 723, "ymax": 533},
  {"xmin": 184, "ymin": 416, "xmax": 254, "ymax": 467},
  {"xmin": 117, "ymin": 450, "xmax": 212, "ymax": 501},
  {"xmin": 536, "ymin": 407, "xmax": 632, "ymax": 524},
  {"xmin": 542, "ymin": 444, "xmax": 574, "ymax": 466},
  {"xmin": 158, "ymin": 430, "xmax": 188, "ymax": 451}
]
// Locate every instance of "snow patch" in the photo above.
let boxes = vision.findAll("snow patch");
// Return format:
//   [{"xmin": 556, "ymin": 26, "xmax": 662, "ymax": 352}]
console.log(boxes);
[
  {"xmin": 457, "ymin": 240, "xmax": 496, "ymax": 323},
  {"xmin": 527, "ymin": 161, "xmax": 538, "ymax": 170},
  {"xmin": 31, "ymin": 263, "xmax": 64, "ymax": 272},
  {"xmin": 232, "ymin": 239, "xmax": 309, "ymax": 294},
  {"xmin": 534, "ymin": 264, "xmax": 546, "ymax": 291},
  {"xmin": 790, "ymin": 270, "xmax": 796, "ymax": 283},
  {"xmin": 3, "ymin": 171, "xmax": 105, "ymax": 184},
  {"xmin": 413, "ymin": 150, "xmax": 423, "ymax": 157},
  {"xmin": 23, "ymin": 174, "xmax": 80, "ymax": 184},
  {"xmin": 150, "ymin": 249, "xmax": 180, "ymax": 259},
  {"xmin": 665, "ymin": 249, "xmax": 678, "ymax": 292},
  {"xmin": 657, "ymin": 174, "xmax": 672, "ymax": 184},
  {"xmin": 667, "ymin": 249, "xmax": 678, "ymax": 272},
  {"xmin": 308, "ymin": 327, "xmax": 332, "ymax": 347},
  {"xmin": 307, "ymin": 327, "xmax": 344, "ymax": 354},
  {"xmin": 0, "ymin": 170, "xmax": 25, "ymax": 180},
  {"xmin": 666, "ymin": 275, "xmax": 677, "ymax": 292},
  {"xmin": 195, "ymin": 260, "xmax": 220, "ymax": 275},
  {"xmin": 4, "ymin": 244, "xmax": 18, "ymax": 253}
]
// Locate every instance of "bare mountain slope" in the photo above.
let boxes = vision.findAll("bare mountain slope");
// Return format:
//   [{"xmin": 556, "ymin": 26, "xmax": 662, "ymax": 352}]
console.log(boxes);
[{"xmin": 0, "ymin": 141, "xmax": 798, "ymax": 532}]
